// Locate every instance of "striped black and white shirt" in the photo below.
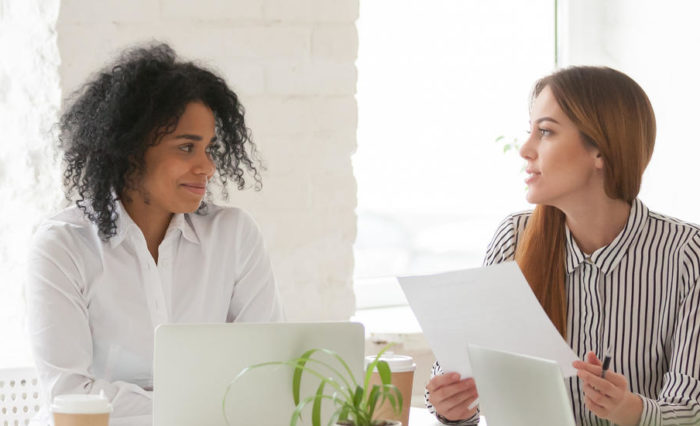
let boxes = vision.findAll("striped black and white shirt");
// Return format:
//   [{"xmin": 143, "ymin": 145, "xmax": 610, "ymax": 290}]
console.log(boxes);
[{"xmin": 426, "ymin": 199, "xmax": 700, "ymax": 425}]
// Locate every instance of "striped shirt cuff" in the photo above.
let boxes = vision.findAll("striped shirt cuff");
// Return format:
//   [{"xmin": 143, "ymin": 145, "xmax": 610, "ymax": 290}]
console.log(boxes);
[
  {"xmin": 436, "ymin": 412, "xmax": 480, "ymax": 425},
  {"xmin": 640, "ymin": 395, "xmax": 661, "ymax": 426}
]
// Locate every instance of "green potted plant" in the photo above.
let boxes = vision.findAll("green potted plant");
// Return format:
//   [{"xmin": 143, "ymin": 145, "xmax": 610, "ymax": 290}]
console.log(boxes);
[{"xmin": 223, "ymin": 345, "xmax": 403, "ymax": 426}]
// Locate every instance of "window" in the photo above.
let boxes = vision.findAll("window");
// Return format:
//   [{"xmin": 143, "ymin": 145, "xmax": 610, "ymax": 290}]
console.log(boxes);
[
  {"xmin": 354, "ymin": 0, "xmax": 555, "ymax": 307},
  {"xmin": 354, "ymin": 0, "xmax": 700, "ymax": 310}
]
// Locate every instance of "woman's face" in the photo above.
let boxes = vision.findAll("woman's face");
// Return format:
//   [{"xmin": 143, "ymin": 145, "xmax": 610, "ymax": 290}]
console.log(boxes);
[
  {"xmin": 136, "ymin": 101, "xmax": 216, "ymax": 215},
  {"xmin": 519, "ymin": 85, "xmax": 604, "ymax": 207}
]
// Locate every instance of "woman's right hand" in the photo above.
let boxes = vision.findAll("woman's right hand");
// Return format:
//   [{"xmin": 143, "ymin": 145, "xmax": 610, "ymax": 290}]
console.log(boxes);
[{"xmin": 426, "ymin": 373, "xmax": 479, "ymax": 421}]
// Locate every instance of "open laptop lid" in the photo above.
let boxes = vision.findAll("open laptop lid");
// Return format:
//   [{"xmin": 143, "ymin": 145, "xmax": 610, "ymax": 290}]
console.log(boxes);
[
  {"xmin": 467, "ymin": 344, "xmax": 576, "ymax": 426},
  {"xmin": 153, "ymin": 322, "xmax": 365, "ymax": 426}
]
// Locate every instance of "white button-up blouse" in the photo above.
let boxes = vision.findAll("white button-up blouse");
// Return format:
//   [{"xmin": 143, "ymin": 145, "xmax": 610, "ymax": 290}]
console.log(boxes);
[{"xmin": 26, "ymin": 202, "xmax": 284, "ymax": 419}]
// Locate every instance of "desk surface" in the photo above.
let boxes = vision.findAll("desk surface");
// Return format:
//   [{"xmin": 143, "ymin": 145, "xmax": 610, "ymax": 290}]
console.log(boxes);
[{"xmin": 410, "ymin": 407, "xmax": 487, "ymax": 426}]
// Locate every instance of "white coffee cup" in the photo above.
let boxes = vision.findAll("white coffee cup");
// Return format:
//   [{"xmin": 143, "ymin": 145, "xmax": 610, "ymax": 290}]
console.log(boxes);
[{"xmin": 52, "ymin": 391, "xmax": 112, "ymax": 426}]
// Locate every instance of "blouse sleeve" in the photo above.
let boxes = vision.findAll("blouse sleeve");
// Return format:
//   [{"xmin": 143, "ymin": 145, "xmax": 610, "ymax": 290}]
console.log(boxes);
[
  {"xmin": 226, "ymin": 210, "xmax": 284, "ymax": 322},
  {"xmin": 26, "ymin": 225, "xmax": 153, "ymax": 419},
  {"xmin": 638, "ymin": 233, "xmax": 700, "ymax": 424}
]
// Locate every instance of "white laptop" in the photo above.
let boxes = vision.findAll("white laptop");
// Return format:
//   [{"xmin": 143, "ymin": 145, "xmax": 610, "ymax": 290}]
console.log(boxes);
[
  {"xmin": 153, "ymin": 322, "xmax": 365, "ymax": 426},
  {"xmin": 467, "ymin": 344, "xmax": 576, "ymax": 426}
]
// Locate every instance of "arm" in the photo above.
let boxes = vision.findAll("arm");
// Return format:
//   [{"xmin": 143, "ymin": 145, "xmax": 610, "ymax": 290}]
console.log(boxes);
[
  {"xmin": 639, "ymin": 247, "xmax": 700, "ymax": 425},
  {"xmin": 25, "ymin": 226, "xmax": 152, "ymax": 418},
  {"xmin": 227, "ymin": 211, "xmax": 284, "ymax": 322}
]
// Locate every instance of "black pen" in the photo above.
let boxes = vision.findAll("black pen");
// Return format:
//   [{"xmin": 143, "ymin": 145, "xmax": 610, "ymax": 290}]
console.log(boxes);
[{"xmin": 601, "ymin": 346, "xmax": 612, "ymax": 379}]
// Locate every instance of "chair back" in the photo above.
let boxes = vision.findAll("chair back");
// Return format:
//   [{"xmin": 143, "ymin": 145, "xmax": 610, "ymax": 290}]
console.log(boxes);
[{"xmin": 0, "ymin": 367, "xmax": 44, "ymax": 425}]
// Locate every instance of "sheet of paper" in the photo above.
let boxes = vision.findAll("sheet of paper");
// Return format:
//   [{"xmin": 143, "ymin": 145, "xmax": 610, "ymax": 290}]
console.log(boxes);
[{"xmin": 399, "ymin": 262, "xmax": 579, "ymax": 378}]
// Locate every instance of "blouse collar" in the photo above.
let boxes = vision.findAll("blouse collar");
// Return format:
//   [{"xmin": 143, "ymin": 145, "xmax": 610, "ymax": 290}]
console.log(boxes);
[
  {"xmin": 110, "ymin": 200, "xmax": 200, "ymax": 248},
  {"xmin": 565, "ymin": 198, "xmax": 648, "ymax": 275}
]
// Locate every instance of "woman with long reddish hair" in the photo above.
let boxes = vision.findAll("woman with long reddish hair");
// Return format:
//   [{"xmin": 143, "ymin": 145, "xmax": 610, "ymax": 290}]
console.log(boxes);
[{"xmin": 425, "ymin": 67, "xmax": 700, "ymax": 425}]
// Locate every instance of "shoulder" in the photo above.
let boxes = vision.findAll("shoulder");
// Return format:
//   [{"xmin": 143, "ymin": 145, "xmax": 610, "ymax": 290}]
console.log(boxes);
[
  {"xmin": 191, "ymin": 203, "xmax": 259, "ymax": 230},
  {"xmin": 483, "ymin": 210, "xmax": 532, "ymax": 266},
  {"xmin": 646, "ymin": 208, "xmax": 700, "ymax": 260},
  {"xmin": 647, "ymin": 209, "xmax": 700, "ymax": 237},
  {"xmin": 32, "ymin": 206, "xmax": 101, "ymax": 255},
  {"xmin": 188, "ymin": 204, "xmax": 264, "ymax": 245},
  {"xmin": 490, "ymin": 210, "xmax": 532, "ymax": 244}
]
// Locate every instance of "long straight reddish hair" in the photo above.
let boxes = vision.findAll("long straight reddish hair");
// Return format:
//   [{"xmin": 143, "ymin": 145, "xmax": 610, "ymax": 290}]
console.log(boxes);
[{"xmin": 515, "ymin": 67, "xmax": 656, "ymax": 337}]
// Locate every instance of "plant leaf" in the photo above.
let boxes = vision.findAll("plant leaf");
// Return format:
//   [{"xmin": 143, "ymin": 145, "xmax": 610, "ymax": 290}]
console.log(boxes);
[
  {"xmin": 353, "ymin": 385, "xmax": 364, "ymax": 409},
  {"xmin": 291, "ymin": 394, "xmax": 335, "ymax": 426},
  {"xmin": 367, "ymin": 385, "xmax": 381, "ymax": 420},
  {"xmin": 362, "ymin": 343, "xmax": 395, "ymax": 403},
  {"xmin": 375, "ymin": 360, "xmax": 391, "ymax": 385},
  {"xmin": 312, "ymin": 381, "xmax": 326, "ymax": 426},
  {"xmin": 293, "ymin": 349, "xmax": 316, "ymax": 406},
  {"xmin": 495, "ymin": 135, "xmax": 504, "ymax": 142},
  {"xmin": 383, "ymin": 384, "xmax": 403, "ymax": 415}
]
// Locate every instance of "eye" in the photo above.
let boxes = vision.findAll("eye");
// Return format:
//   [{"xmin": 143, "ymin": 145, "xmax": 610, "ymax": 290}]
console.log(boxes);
[
  {"xmin": 178, "ymin": 143, "xmax": 194, "ymax": 153},
  {"xmin": 538, "ymin": 128, "xmax": 552, "ymax": 137}
]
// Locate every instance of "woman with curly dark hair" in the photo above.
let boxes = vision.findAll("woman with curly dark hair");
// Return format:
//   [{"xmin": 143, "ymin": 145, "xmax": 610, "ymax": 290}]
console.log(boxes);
[{"xmin": 26, "ymin": 43, "xmax": 283, "ymax": 421}]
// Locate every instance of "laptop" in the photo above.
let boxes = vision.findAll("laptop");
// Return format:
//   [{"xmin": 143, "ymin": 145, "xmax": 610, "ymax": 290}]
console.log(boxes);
[
  {"xmin": 153, "ymin": 322, "xmax": 365, "ymax": 426},
  {"xmin": 467, "ymin": 344, "xmax": 576, "ymax": 426}
]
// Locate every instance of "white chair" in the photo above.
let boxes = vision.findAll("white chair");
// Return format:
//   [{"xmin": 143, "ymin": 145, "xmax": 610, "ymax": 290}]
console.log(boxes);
[{"xmin": 0, "ymin": 368, "xmax": 44, "ymax": 426}]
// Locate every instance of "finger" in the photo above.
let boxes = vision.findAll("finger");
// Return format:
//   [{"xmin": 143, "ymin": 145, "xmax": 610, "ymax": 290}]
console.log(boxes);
[
  {"xmin": 442, "ymin": 392, "xmax": 479, "ymax": 422},
  {"xmin": 586, "ymin": 351, "xmax": 602, "ymax": 366},
  {"xmin": 429, "ymin": 378, "xmax": 476, "ymax": 404},
  {"xmin": 582, "ymin": 383, "xmax": 613, "ymax": 407},
  {"xmin": 577, "ymin": 370, "xmax": 617, "ymax": 396},
  {"xmin": 427, "ymin": 373, "xmax": 461, "ymax": 392},
  {"xmin": 584, "ymin": 394, "xmax": 608, "ymax": 417},
  {"xmin": 601, "ymin": 369, "xmax": 628, "ymax": 388},
  {"xmin": 443, "ymin": 387, "xmax": 478, "ymax": 413},
  {"xmin": 572, "ymin": 361, "xmax": 603, "ymax": 376}
]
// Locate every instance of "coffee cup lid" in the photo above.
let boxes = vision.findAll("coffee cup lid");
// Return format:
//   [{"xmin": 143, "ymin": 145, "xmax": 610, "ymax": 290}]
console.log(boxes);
[
  {"xmin": 365, "ymin": 352, "xmax": 416, "ymax": 373},
  {"xmin": 52, "ymin": 393, "xmax": 113, "ymax": 414}
]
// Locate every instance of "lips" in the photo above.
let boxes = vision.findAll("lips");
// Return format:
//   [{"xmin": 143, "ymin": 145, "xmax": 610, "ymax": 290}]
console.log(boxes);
[
  {"xmin": 524, "ymin": 168, "xmax": 541, "ymax": 185},
  {"xmin": 181, "ymin": 183, "xmax": 207, "ymax": 196}
]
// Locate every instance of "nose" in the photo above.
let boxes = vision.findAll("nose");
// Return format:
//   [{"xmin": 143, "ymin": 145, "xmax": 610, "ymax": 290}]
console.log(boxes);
[
  {"xmin": 195, "ymin": 149, "xmax": 216, "ymax": 179},
  {"xmin": 519, "ymin": 131, "xmax": 537, "ymax": 161}
]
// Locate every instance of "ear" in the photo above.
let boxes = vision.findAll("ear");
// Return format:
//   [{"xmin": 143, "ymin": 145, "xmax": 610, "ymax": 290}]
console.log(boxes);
[{"xmin": 592, "ymin": 150, "xmax": 605, "ymax": 171}]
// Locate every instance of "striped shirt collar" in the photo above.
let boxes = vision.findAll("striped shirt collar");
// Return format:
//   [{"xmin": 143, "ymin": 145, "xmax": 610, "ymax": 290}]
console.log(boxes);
[
  {"xmin": 110, "ymin": 200, "xmax": 200, "ymax": 248},
  {"xmin": 564, "ymin": 198, "xmax": 649, "ymax": 274}
]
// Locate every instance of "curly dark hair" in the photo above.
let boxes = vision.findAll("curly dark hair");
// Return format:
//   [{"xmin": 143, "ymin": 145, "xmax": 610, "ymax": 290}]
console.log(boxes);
[{"xmin": 59, "ymin": 43, "xmax": 261, "ymax": 239}]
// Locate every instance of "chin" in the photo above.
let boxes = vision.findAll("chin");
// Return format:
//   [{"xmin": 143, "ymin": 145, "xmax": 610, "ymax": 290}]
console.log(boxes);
[{"xmin": 175, "ymin": 200, "xmax": 204, "ymax": 214}]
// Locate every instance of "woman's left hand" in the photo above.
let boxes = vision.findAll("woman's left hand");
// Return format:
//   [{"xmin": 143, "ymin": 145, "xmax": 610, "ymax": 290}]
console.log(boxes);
[{"xmin": 572, "ymin": 351, "xmax": 643, "ymax": 426}]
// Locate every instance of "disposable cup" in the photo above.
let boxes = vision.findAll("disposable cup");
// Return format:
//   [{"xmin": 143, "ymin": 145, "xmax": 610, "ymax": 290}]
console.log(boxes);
[
  {"xmin": 365, "ymin": 353, "xmax": 415, "ymax": 426},
  {"xmin": 52, "ymin": 393, "xmax": 112, "ymax": 426}
]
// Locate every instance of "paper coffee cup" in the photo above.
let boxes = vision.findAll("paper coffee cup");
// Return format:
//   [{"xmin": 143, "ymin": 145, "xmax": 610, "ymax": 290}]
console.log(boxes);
[
  {"xmin": 52, "ymin": 393, "xmax": 112, "ymax": 426},
  {"xmin": 365, "ymin": 353, "xmax": 416, "ymax": 426}
]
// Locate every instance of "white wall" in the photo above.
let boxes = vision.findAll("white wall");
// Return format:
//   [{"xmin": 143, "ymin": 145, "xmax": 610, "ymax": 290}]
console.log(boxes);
[
  {"xmin": 0, "ymin": 0, "xmax": 62, "ymax": 367},
  {"xmin": 55, "ymin": 0, "xmax": 359, "ymax": 322},
  {"xmin": 561, "ymin": 0, "xmax": 700, "ymax": 224}
]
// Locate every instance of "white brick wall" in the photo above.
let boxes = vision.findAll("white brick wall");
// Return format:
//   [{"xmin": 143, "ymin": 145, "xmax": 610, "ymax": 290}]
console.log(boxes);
[
  {"xmin": 0, "ymin": 0, "xmax": 62, "ymax": 366},
  {"xmin": 56, "ymin": 0, "xmax": 359, "ymax": 321}
]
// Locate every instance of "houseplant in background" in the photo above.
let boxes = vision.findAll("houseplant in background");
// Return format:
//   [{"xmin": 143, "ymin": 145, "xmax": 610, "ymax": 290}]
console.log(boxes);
[{"xmin": 223, "ymin": 345, "xmax": 402, "ymax": 426}]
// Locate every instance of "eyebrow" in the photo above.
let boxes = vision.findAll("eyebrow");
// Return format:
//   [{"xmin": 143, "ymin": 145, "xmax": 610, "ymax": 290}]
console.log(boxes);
[
  {"xmin": 533, "ymin": 117, "xmax": 560, "ymax": 125},
  {"xmin": 173, "ymin": 134, "xmax": 217, "ymax": 142}
]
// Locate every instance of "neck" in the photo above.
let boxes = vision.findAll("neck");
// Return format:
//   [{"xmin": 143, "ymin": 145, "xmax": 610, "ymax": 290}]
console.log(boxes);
[
  {"xmin": 557, "ymin": 196, "xmax": 631, "ymax": 255},
  {"xmin": 120, "ymin": 193, "xmax": 173, "ymax": 262}
]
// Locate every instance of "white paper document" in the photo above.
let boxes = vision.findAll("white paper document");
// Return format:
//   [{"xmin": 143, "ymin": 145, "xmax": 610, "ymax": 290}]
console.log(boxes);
[{"xmin": 398, "ymin": 262, "xmax": 579, "ymax": 378}]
